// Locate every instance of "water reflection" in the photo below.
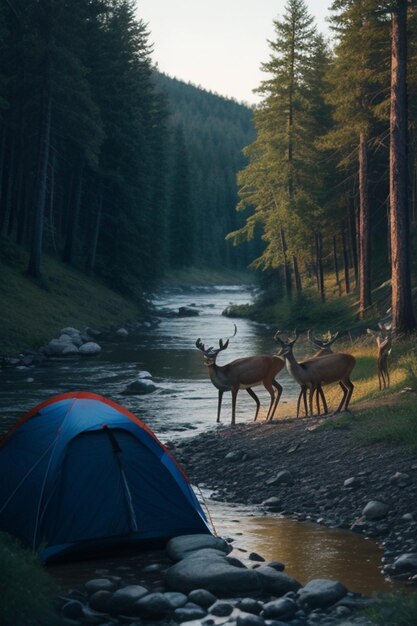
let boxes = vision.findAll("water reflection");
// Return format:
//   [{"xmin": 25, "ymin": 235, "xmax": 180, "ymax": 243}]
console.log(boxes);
[{"xmin": 207, "ymin": 499, "xmax": 396, "ymax": 596}]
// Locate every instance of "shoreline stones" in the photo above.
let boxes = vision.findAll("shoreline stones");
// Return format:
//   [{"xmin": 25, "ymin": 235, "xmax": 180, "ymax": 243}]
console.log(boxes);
[{"xmin": 59, "ymin": 534, "xmax": 374, "ymax": 626}]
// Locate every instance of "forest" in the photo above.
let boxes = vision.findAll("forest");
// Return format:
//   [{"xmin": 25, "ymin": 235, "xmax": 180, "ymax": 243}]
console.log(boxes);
[
  {"xmin": 0, "ymin": 0, "xmax": 254, "ymax": 301},
  {"xmin": 229, "ymin": 0, "xmax": 417, "ymax": 334},
  {"xmin": 1, "ymin": 0, "xmax": 417, "ymax": 336}
]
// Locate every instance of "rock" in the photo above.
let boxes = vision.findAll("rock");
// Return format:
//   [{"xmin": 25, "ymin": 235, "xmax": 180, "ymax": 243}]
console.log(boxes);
[
  {"xmin": 209, "ymin": 600, "xmax": 234, "ymax": 616},
  {"xmin": 166, "ymin": 534, "xmax": 231, "ymax": 562},
  {"xmin": 266, "ymin": 560, "xmax": 285, "ymax": 572},
  {"xmin": 116, "ymin": 328, "xmax": 129, "ymax": 337},
  {"xmin": 389, "ymin": 472, "xmax": 410, "ymax": 486},
  {"xmin": 47, "ymin": 338, "xmax": 79, "ymax": 356},
  {"xmin": 123, "ymin": 378, "xmax": 157, "ymax": 395},
  {"xmin": 236, "ymin": 598, "xmax": 263, "ymax": 615},
  {"xmin": 165, "ymin": 553, "xmax": 260, "ymax": 595},
  {"xmin": 391, "ymin": 553, "xmax": 417, "ymax": 575},
  {"xmin": 164, "ymin": 591, "xmax": 188, "ymax": 609},
  {"xmin": 89, "ymin": 590, "xmax": 112, "ymax": 612},
  {"xmin": 343, "ymin": 477, "xmax": 360, "ymax": 489},
  {"xmin": 225, "ymin": 450, "xmax": 243, "ymax": 462},
  {"xmin": 254, "ymin": 566, "xmax": 301, "ymax": 595},
  {"xmin": 173, "ymin": 606, "xmax": 207, "ymax": 621},
  {"xmin": 188, "ymin": 589, "xmax": 218, "ymax": 607},
  {"xmin": 62, "ymin": 600, "xmax": 84, "ymax": 619},
  {"xmin": 85, "ymin": 578, "xmax": 116, "ymax": 594},
  {"xmin": 297, "ymin": 579, "xmax": 348, "ymax": 609},
  {"xmin": 261, "ymin": 497, "xmax": 282, "ymax": 511},
  {"xmin": 133, "ymin": 592, "xmax": 172, "ymax": 618},
  {"xmin": 62, "ymin": 345, "xmax": 79, "ymax": 355},
  {"xmin": 106, "ymin": 585, "xmax": 149, "ymax": 614},
  {"xmin": 178, "ymin": 306, "xmax": 199, "ymax": 317},
  {"xmin": 249, "ymin": 552, "xmax": 265, "ymax": 562},
  {"xmin": 79, "ymin": 341, "xmax": 102, "ymax": 356},
  {"xmin": 362, "ymin": 500, "xmax": 389, "ymax": 520},
  {"xmin": 265, "ymin": 470, "xmax": 293, "ymax": 486},
  {"xmin": 237, "ymin": 616, "xmax": 266, "ymax": 626},
  {"xmin": 137, "ymin": 370, "xmax": 153, "ymax": 379},
  {"xmin": 262, "ymin": 597, "xmax": 297, "ymax": 620}
]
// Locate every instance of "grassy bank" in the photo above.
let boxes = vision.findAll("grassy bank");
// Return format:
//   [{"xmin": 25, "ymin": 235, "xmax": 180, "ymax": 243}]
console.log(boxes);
[{"xmin": 0, "ymin": 242, "xmax": 144, "ymax": 354}]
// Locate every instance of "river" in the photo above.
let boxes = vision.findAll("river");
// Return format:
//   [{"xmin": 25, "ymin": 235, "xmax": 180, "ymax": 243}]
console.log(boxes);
[{"xmin": 0, "ymin": 285, "xmax": 396, "ymax": 595}]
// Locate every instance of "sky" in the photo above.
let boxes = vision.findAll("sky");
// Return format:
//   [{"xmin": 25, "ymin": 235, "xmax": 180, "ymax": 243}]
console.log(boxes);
[{"xmin": 137, "ymin": 0, "xmax": 332, "ymax": 105}]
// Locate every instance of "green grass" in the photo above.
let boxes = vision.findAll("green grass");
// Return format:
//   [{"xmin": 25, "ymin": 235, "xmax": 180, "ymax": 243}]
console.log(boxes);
[
  {"xmin": 0, "ymin": 532, "xmax": 59, "ymax": 625},
  {"xmin": 364, "ymin": 592, "xmax": 417, "ymax": 625},
  {"xmin": 0, "ymin": 241, "xmax": 144, "ymax": 353}
]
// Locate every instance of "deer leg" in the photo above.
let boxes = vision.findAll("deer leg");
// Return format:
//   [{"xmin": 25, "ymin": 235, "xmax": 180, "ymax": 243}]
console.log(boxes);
[
  {"xmin": 216, "ymin": 390, "xmax": 224, "ymax": 422},
  {"xmin": 344, "ymin": 379, "xmax": 354, "ymax": 411},
  {"xmin": 386, "ymin": 367, "xmax": 390, "ymax": 388},
  {"xmin": 246, "ymin": 387, "xmax": 261, "ymax": 421},
  {"xmin": 231, "ymin": 388, "xmax": 238, "ymax": 425},
  {"xmin": 297, "ymin": 385, "xmax": 307, "ymax": 417},
  {"xmin": 308, "ymin": 386, "xmax": 315, "ymax": 416},
  {"xmin": 264, "ymin": 382, "xmax": 276, "ymax": 421},
  {"xmin": 334, "ymin": 382, "xmax": 348, "ymax": 413},
  {"xmin": 378, "ymin": 370, "xmax": 382, "ymax": 390},
  {"xmin": 269, "ymin": 380, "xmax": 282, "ymax": 420},
  {"xmin": 317, "ymin": 385, "xmax": 328, "ymax": 415}
]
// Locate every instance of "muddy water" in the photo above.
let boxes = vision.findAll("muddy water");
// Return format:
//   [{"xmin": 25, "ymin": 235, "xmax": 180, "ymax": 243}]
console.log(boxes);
[{"xmin": 0, "ymin": 285, "xmax": 395, "ymax": 595}]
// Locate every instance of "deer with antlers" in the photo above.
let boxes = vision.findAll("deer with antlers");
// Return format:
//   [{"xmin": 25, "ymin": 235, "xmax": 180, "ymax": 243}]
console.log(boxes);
[
  {"xmin": 275, "ymin": 331, "xmax": 356, "ymax": 415},
  {"xmin": 367, "ymin": 323, "xmax": 392, "ymax": 390},
  {"xmin": 195, "ymin": 324, "xmax": 284, "ymax": 425},
  {"xmin": 295, "ymin": 331, "xmax": 341, "ymax": 417}
]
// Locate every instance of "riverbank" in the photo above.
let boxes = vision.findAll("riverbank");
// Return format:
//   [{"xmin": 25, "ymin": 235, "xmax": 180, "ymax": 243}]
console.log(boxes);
[
  {"xmin": 0, "ymin": 243, "xmax": 145, "ymax": 354},
  {"xmin": 170, "ymin": 394, "xmax": 417, "ymax": 586}
]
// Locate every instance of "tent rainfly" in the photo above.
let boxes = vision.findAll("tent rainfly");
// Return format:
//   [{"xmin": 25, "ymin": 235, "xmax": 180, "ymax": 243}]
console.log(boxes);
[{"xmin": 0, "ymin": 392, "xmax": 211, "ymax": 562}]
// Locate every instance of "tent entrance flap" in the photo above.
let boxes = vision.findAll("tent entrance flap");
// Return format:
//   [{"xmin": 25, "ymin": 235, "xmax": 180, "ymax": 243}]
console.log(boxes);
[{"xmin": 103, "ymin": 426, "xmax": 138, "ymax": 533}]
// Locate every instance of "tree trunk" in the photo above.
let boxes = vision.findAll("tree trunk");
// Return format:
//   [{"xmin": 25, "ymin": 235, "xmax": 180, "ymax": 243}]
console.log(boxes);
[
  {"xmin": 341, "ymin": 221, "xmax": 350, "ymax": 294},
  {"xmin": 389, "ymin": 1, "xmax": 416, "ymax": 333},
  {"xmin": 62, "ymin": 158, "xmax": 84, "ymax": 264},
  {"xmin": 315, "ymin": 231, "xmax": 325, "ymax": 302},
  {"xmin": 86, "ymin": 181, "xmax": 103, "ymax": 276},
  {"xmin": 27, "ymin": 63, "xmax": 52, "ymax": 279},
  {"xmin": 293, "ymin": 255, "xmax": 302, "ymax": 295},
  {"xmin": 0, "ymin": 135, "xmax": 15, "ymax": 237},
  {"xmin": 359, "ymin": 131, "xmax": 372, "ymax": 318},
  {"xmin": 280, "ymin": 227, "xmax": 292, "ymax": 297},
  {"xmin": 333, "ymin": 235, "xmax": 342, "ymax": 296}
]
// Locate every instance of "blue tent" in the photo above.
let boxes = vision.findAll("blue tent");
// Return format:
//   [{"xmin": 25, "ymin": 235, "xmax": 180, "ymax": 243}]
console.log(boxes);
[{"xmin": 0, "ymin": 392, "xmax": 211, "ymax": 562}]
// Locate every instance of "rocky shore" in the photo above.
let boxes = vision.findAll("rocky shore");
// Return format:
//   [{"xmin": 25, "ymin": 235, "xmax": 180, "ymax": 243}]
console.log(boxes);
[{"xmin": 169, "ymin": 416, "xmax": 417, "ymax": 585}]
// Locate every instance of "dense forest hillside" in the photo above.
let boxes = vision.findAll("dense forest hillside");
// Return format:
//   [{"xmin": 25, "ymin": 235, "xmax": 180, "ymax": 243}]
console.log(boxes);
[
  {"xmin": 0, "ymin": 0, "xmax": 256, "ymax": 307},
  {"xmin": 154, "ymin": 73, "xmax": 257, "ymax": 270}
]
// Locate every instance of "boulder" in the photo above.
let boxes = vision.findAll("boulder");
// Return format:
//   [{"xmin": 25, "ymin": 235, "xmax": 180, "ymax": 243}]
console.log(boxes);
[
  {"xmin": 79, "ymin": 342, "xmax": 102, "ymax": 356},
  {"xmin": 123, "ymin": 378, "xmax": 157, "ymax": 395},
  {"xmin": 106, "ymin": 585, "xmax": 149, "ymax": 614},
  {"xmin": 208, "ymin": 600, "xmax": 234, "ymax": 616},
  {"xmin": 137, "ymin": 370, "xmax": 153, "ymax": 379},
  {"xmin": 133, "ymin": 592, "xmax": 172, "ymax": 618},
  {"xmin": 362, "ymin": 500, "xmax": 389, "ymax": 520},
  {"xmin": 178, "ymin": 306, "xmax": 199, "ymax": 317},
  {"xmin": 47, "ymin": 337, "xmax": 78, "ymax": 356},
  {"xmin": 166, "ymin": 534, "xmax": 231, "ymax": 562},
  {"xmin": 85, "ymin": 578, "xmax": 117, "ymax": 594},
  {"xmin": 297, "ymin": 579, "xmax": 348, "ymax": 609},
  {"xmin": 391, "ymin": 553, "xmax": 417, "ymax": 576},
  {"xmin": 261, "ymin": 497, "xmax": 282, "ymax": 511},
  {"xmin": 62, "ymin": 345, "xmax": 79, "ymax": 355},
  {"xmin": 116, "ymin": 328, "xmax": 129, "ymax": 337},
  {"xmin": 237, "ymin": 616, "xmax": 266, "ymax": 626},
  {"xmin": 173, "ymin": 606, "xmax": 207, "ymax": 621},
  {"xmin": 262, "ymin": 597, "xmax": 297, "ymax": 620},
  {"xmin": 254, "ymin": 566, "xmax": 301, "ymax": 595},
  {"xmin": 163, "ymin": 592, "xmax": 188, "ymax": 609},
  {"xmin": 188, "ymin": 589, "xmax": 217, "ymax": 607},
  {"xmin": 265, "ymin": 470, "xmax": 293, "ymax": 486}
]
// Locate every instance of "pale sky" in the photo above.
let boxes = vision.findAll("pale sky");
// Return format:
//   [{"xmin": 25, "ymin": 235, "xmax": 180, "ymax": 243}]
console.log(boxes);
[{"xmin": 137, "ymin": 0, "xmax": 332, "ymax": 105}]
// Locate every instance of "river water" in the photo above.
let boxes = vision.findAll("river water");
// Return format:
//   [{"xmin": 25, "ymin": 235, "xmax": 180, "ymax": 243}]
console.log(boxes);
[{"xmin": 0, "ymin": 285, "xmax": 396, "ymax": 595}]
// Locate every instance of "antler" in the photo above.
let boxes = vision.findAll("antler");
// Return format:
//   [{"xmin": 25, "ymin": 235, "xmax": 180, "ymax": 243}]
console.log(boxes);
[
  {"xmin": 195, "ymin": 338, "xmax": 206, "ymax": 352},
  {"xmin": 218, "ymin": 323, "xmax": 237, "ymax": 351}
]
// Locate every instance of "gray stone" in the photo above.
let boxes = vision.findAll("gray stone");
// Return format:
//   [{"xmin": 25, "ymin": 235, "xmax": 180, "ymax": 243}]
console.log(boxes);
[
  {"xmin": 173, "ymin": 606, "xmax": 207, "ymax": 621},
  {"xmin": 343, "ymin": 477, "xmax": 360, "ymax": 489},
  {"xmin": 262, "ymin": 597, "xmax": 297, "ymax": 620},
  {"xmin": 249, "ymin": 552, "xmax": 265, "ymax": 562},
  {"xmin": 188, "ymin": 589, "xmax": 218, "ymax": 607},
  {"xmin": 123, "ymin": 378, "xmax": 157, "ymax": 395},
  {"xmin": 362, "ymin": 500, "xmax": 389, "ymax": 520},
  {"xmin": 79, "ymin": 341, "xmax": 102, "ymax": 356},
  {"xmin": 166, "ymin": 534, "xmax": 231, "ymax": 561},
  {"xmin": 165, "ymin": 553, "xmax": 260, "ymax": 595},
  {"xmin": 62, "ymin": 345, "xmax": 79, "ymax": 355},
  {"xmin": 237, "ymin": 616, "xmax": 266, "ymax": 626},
  {"xmin": 116, "ymin": 328, "xmax": 129, "ymax": 337},
  {"xmin": 62, "ymin": 601, "xmax": 84, "ymax": 619},
  {"xmin": 106, "ymin": 585, "xmax": 149, "ymax": 614},
  {"xmin": 261, "ymin": 497, "xmax": 282, "ymax": 511},
  {"xmin": 297, "ymin": 579, "xmax": 348, "ymax": 609},
  {"xmin": 137, "ymin": 370, "xmax": 153, "ymax": 379},
  {"xmin": 85, "ymin": 578, "xmax": 117, "ymax": 594},
  {"xmin": 133, "ymin": 592, "xmax": 172, "ymax": 617},
  {"xmin": 391, "ymin": 553, "xmax": 417, "ymax": 575},
  {"xmin": 266, "ymin": 560, "xmax": 285, "ymax": 572},
  {"xmin": 265, "ymin": 470, "xmax": 293, "ymax": 486},
  {"xmin": 164, "ymin": 592, "xmax": 188, "ymax": 609},
  {"xmin": 226, "ymin": 450, "xmax": 243, "ymax": 461},
  {"xmin": 178, "ymin": 306, "xmax": 199, "ymax": 317},
  {"xmin": 209, "ymin": 601, "xmax": 234, "ymax": 616},
  {"xmin": 254, "ymin": 566, "xmax": 301, "ymax": 595},
  {"xmin": 236, "ymin": 598, "xmax": 263, "ymax": 615},
  {"xmin": 47, "ymin": 338, "xmax": 78, "ymax": 356},
  {"xmin": 89, "ymin": 590, "xmax": 112, "ymax": 612}
]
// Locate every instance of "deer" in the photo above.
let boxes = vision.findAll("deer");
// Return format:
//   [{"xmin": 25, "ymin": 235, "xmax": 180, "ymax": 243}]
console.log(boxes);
[
  {"xmin": 295, "ymin": 331, "xmax": 341, "ymax": 417},
  {"xmin": 274, "ymin": 331, "xmax": 356, "ymax": 415},
  {"xmin": 367, "ymin": 323, "xmax": 392, "ymax": 390},
  {"xmin": 195, "ymin": 324, "xmax": 284, "ymax": 425}
]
